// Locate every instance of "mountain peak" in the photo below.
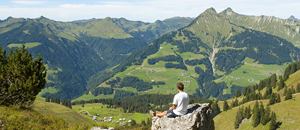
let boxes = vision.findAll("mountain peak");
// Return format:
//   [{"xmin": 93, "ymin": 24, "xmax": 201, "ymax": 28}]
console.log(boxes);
[
  {"xmin": 104, "ymin": 17, "xmax": 113, "ymax": 20},
  {"xmin": 35, "ymin": 16, "xmax": 54, "ymax": 22},
  {"xmin": 288, "ymin": 15, "xmax": 298, "ymax": 21},
  {"xmin": 154, "ymin": 20, "xmax": 164, "ymax": 25},
  {"xmin": 37, "ymin": 16, "xmax": 50, "ymax": 20},
  {"xmin": 5, "ymin": 16, "xmax": 16, "ymax": 21},
  {"xmin": 4, "ymin": 16, "xmax": 25, "ymax": 22},
  {"xmin": 221, "ymin": 7, "xmax": 236, "ymax": 15},
  {"xmin": 203, "ymin": 7, "xmax": 217, "ymax": 14},
  {"xmin": 224, "ymin": 7, "xmax": 233, "ymax": 12}
]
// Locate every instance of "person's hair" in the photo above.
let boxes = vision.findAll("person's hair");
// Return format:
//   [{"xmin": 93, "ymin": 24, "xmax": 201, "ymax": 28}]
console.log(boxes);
[{"xmin": 176, "ymin": 82, "xmax": 184, "ymax": 91}]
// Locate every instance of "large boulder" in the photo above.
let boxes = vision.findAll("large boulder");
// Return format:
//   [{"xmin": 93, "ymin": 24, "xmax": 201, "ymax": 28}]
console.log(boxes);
[{"xmin": 151, "ymin": 103, "xmax": 214, "ymax": 130}]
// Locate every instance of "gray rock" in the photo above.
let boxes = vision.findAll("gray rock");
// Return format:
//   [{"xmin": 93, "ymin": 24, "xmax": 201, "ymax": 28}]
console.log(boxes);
[
  {"xmin": 91, "ymin": 127, "xmax": 114, "ymax": 130},
  {"xmin": 151, "ymin": 103, "xmax": 214, "ymax": 130}
]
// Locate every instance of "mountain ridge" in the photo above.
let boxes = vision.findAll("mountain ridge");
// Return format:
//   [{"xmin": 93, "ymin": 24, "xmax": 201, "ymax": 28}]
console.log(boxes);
[
  {"xmin": 90, "ymin": 7, "xmax": 300, "ymax": 101},
  {"xmin": 0, "ymin": 16, "xmax": 193, "ymax": 99}
]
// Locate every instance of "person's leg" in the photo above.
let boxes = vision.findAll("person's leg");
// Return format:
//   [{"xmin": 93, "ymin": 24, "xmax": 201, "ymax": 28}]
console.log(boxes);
[
  {"xmin": 167, "ymin": 110, "xmax": 178, "ymax": 118},
  {"xmin": 156, "ymin": 111, "xmax": 167, "ymax": 118},
  {"xmin": 149, "ymin": 110, "xmax": 164, "ymax": 117}
]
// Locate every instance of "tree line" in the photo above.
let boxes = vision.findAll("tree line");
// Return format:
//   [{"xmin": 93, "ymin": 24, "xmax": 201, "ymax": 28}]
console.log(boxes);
[
  {"xmin": 45, "ymin": 97, "xmax": 72, "ymax": 108},
  {"xmin": 106, "ymin": 76, "xmax": 165, "ymax": 92},
  {"xmin": 73, "ymin": 94, "xmax": 208, "ymax": 113}
]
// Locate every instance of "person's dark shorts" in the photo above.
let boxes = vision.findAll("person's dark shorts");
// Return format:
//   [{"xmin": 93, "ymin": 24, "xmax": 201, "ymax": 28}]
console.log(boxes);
[{"xmin": 166, "ymin": 110, "xmax": 179, "ymax": 118}]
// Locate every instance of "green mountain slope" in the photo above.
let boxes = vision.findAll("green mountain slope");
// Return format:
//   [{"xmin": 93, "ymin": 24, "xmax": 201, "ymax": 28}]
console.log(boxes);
[
  {"xmin": 220, "ymin": 8, "xmax": 300, "ymax": 47},
  {"xmin": 0, "ymin": 16, "xmax": 192, "ymax": 99},
  {"xmin": 91, "ymin": 8, "xmax": 300, "ymax": 100},
  {"xmin": 0, "ymin": 98, "xmax": 93, "ymax": 130},
  {"xmin": 215, "ymin": 82, "xmax": 300, "ymax": 130},
  {"xmin": 214, "ymin": 95, "xmax": 300, "ymax": 130}
]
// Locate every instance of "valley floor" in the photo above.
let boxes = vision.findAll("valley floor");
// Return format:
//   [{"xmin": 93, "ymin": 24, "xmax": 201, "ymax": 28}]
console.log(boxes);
[{"xmin": 72, "ymin": 103, "xmax": 150, "ymax": 128}]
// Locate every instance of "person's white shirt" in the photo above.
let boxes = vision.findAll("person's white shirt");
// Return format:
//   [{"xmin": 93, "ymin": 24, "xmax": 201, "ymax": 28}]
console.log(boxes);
[{"xmin": 172, "ymin": 91, "xmax": 189, "ymax": 115}]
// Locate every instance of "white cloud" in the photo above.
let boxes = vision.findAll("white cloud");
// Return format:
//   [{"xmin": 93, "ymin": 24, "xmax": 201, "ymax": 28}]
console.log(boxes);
[{"xmin": 1, "ymin": 0, "xmax": 300, "ymax": 22}]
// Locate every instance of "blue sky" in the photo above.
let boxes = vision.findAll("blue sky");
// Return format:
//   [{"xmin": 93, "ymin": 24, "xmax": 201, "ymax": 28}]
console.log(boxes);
[{"xmin": 0, "ymin": 0, "xmax": 299, "ymax": 22}]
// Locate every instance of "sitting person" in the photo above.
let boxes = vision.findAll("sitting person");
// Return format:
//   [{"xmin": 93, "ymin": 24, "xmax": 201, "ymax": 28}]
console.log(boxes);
[{"xmin": 150, "ymin": 82, "xmax": 189, "ymax": 118}]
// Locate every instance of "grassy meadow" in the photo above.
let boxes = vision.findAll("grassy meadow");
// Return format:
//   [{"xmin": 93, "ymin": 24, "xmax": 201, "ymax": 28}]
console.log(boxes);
[
  {"xmin": 215, "ymin": 58, "xmax": 287, "ymax": 94},
  {"xmin": 214, "ymin": 70, "xmax": 300, "ymax": 130},
  {"xmin": 286, "ymin": 70, "xmax": 300, "ymax": 87},
  {"xmin": 214, "ymin": 94, "xmax": 300, "ymax": 130},
  {"xmin": 0, "ymin": 97, "xmax": 93, "ymax": 130},
  {"xmin": 73, "ymin": 93, "xmax": 114, "ymax": 102},
  {"xmin": 110, "ymin": 43, "xmax": 199, "ymax": 95},
  {"xmin": 73, "ymin": 103, "xmax": 150, "ymax": 128}
]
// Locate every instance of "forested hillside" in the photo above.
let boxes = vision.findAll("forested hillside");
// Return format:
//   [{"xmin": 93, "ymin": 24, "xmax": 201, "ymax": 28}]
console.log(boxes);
[
  {"xmin": 89, "ymin": 8, "xmax": 300, "ymax": 102},
  {"xmin": 214, "ymin": 61, "xmax": 300, "ymax": 130},
  {"xmin": 0, "ymin": 16, "xmax": 192, "ymax": 99}
]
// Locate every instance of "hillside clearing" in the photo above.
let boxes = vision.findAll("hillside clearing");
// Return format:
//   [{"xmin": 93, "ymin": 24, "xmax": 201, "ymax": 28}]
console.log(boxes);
[{"xmin": 215, "ymin": 58, "xmax": 287, "ymax": 94}]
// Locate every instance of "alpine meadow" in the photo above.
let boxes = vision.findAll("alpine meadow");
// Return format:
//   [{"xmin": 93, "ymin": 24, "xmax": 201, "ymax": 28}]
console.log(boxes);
[{"xmin": 1, "ymin": 1, "xmax": 300, "ymax": 130}]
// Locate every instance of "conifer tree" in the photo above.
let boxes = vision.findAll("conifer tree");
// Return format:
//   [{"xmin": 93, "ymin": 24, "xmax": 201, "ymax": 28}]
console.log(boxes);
[
  {"xmin": 234, "ymin": 107, "xmax": 244, "ymax": 129},
  {"xmin": 261, "ymin": 106, "xmax": 271, "ymax": 125},
  {"xmin": 269, "ymin": 93, "xmax": 276, "ymax": 105},
  {"xmin": 243, "ymin": 106, "xmax": 252, "ymax": 119},
  {"xmin": 283, "ymin": 65, "xmax": 291, "ymax": 80},
  {"xmin": 277, "ymin": 76, "xmax": 285, "ymax": 91},
  {"xmin": 276, "ymin": 94, "xmax": 281, "ymax": 103},
  {"xmin": 270, "ymin": 74, "xmax": 277, "ymax": 87},
  {"xmin": 252, "ymin": 101, "xmax": 260, "ymax": 127},
  {"xmin": 211, "ymin": 100, "xmax": 221, "ymax": 117},
  {"xmin": 264, "ymin": 87, "xmax": 273, "ymax": 99},
  {"xmin": 0, "ymin": 46, "xmax": 46, "ymax": 108},
  {"xmin": 223, "ymin": 100, "xmax": 230, "ymax": 111},
  {"xmin": 259, "ymin": 103, "xmax": 266, "ymax": 124},
  {"xmin": 297, "ymin": 83, "xmax": 300, "ymax": 93},
  {"xmin": 285, "ymin": 89, "xmax": 293, "ymax": 100},
  {"xmin": 235, "ymin": 90, "xmax": 241, "ymax": 97},
  {"xmin": 269, "ymin": 112, "xmax": 277, "ymax": 130},
  {"xmin": 231, "ymin": 98, "xmax": 239, "ymax": 108},
  {"xmin": 0, "ymin": 48, "xmax": 6, "ymax": 103}
]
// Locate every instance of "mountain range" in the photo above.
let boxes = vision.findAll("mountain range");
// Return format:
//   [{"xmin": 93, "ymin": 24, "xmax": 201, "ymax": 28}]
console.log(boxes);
[
  {"xmin": 1, "ymin": 7, "xmax": 300, "ymax": 100},
  {"xmin": 0, "ymin": 16, "xmax": 193, "ymax": 99},
  {"xmin": 92, "ymin": 7, "xmax": 300, "ymax": 100}
]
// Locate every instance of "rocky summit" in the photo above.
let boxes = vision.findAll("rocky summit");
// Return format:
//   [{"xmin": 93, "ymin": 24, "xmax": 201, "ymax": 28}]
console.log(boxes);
[{"xmin": 151, "ymin": 103, "xmax": 214, "ymax": 130}]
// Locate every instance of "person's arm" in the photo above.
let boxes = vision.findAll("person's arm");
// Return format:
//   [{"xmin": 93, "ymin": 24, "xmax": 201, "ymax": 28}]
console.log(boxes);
[
  {"xmin": 170, "ymin": 95, "xmax": 178, "ymax": 110},
  {"xmin": 169, "ymin": 104, "xmax": 177, "ymax": 110}
]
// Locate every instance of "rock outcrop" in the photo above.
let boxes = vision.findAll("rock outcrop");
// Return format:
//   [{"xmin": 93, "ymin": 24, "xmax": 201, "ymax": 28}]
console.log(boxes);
[{"xmin": 151, "ymin": 103, "xmax": 214, "ymax": 130}]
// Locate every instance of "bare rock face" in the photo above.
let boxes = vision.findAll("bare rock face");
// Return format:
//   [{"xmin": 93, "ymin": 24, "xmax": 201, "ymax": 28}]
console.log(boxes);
[{"xmin": 151, "ymin": 103, "xmax": 214, "ymax": 130}]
